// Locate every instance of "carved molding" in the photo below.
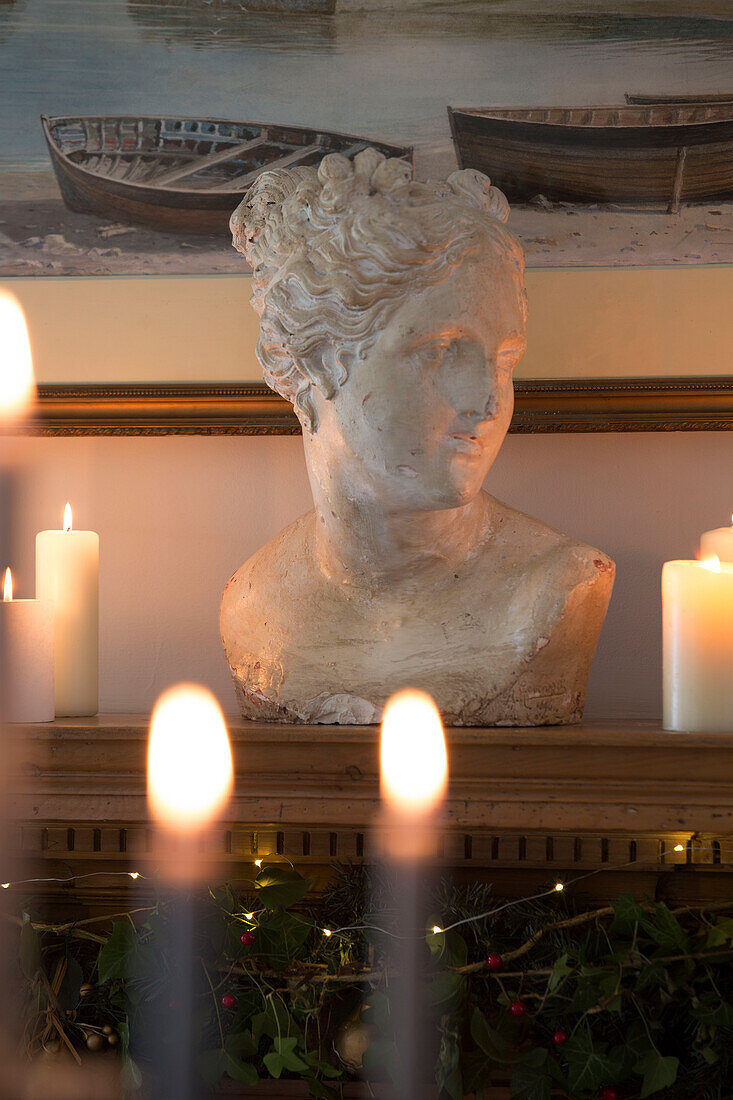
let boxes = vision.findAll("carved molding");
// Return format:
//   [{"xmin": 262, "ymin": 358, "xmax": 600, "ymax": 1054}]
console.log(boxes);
[{"xmin": 22, "ymin": 378, "xmax": 733, "ymax": 436}]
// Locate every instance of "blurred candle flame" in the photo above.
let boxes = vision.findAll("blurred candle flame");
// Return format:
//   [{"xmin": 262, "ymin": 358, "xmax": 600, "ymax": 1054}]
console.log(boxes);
[
  {"xmin": 0, "ymin": 290, "xmax": 35, "ymax": 420},
  {"xmin": 148, "ymin": 684, "xmax": 233, "ymax": 830},
  {"xmin": 380, "ymin": 688, "xmax": 448, "ymax": 815},
  {"xmin": 63, "ymin": 502, "xmax": 73, "ymax": 533},
  {"xmin": 700, "ymin": 555, "xmax": 721, "ymax": 574},
  {"xmin": 3, "ymin": 567, "xmax": 12, "ymax": 602}
]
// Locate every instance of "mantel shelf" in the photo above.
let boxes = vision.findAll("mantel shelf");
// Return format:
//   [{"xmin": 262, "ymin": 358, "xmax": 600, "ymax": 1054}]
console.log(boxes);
[{"xmin": 9, "ymin": 716, "xmax": 733, "ymax": 835}]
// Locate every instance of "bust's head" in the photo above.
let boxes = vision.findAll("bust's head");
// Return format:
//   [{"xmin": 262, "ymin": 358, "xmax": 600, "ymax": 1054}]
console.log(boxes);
[{"xmin": 231, "ymin": 150, "xmax": 527, "ymax": 511}]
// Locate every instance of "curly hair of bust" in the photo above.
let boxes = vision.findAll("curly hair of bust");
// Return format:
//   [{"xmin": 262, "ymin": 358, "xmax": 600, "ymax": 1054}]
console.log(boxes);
[{"xmin": 231, "ymin": 148, "xmax": 527, "ymax": 432}]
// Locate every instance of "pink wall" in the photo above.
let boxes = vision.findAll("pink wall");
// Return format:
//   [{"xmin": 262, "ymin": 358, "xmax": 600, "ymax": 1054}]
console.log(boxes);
[{"xmin": 9, "ymin": 431, "xmax": 733, "ymax": 721}]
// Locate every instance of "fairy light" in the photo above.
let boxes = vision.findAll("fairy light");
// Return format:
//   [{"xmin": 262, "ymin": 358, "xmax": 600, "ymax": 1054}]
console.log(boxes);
[
  {"xmin": 245, "ymin": 912, "xmax": 254, "ymax": 920},
  {"xmin": 322, "ymin": 928, "xmax": 332, "ymax": 937},
  {"xmin": 128, "ymin": 872, "xmax": 140, "ymax": 879},
  {"xmin": 432, "ymin": 925, "xmax": 443, "ymax": 934},
  {"xmin": 554, "ymin": 882, "xmax": 565, "ymax": 892},
  {"xmin": 674, "ymin": 844, "xmax": 685, "ymax": 852},
  {"xmin": 1, "ymin": 884, "xmax": 9, "ymax": 890},
  {"xmin": 254, "ymin": 859, "xmax": 262, "ymax": 868}
]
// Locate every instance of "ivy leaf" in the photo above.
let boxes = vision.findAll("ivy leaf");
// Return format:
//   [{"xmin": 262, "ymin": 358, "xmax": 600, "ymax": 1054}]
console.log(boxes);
[
  {"xmin": 642, "ymin": 904, "xmax": 690, "ymax": 954},
  {"xmin": 427, "ymin": 972, "xmax": 466, "ymax": 1016},
  {"xmin": 252, "ymin": 998, "xmax": 301, "ymax": 1043},
  {"xmin": 225, "ymin": 1030, "xmax": 258, "ymax": 1059},
  {"xmin": 98, "ymin": 920, "xmax": 155, "ymax": 983},
  {"xmin": 548, "ymin": 952, "xmax": 573, "ymax": 993},
  {"xmin": 20, "ymin": 914, "xmax": 41, "ymax": 980},
  {"xmin": 254, "ymin": 866, "xmax": 314, "ymax": 909},
  {"xmin": 690, "ymin": 998, "xmax": 733, "ymax": 1027},
  {"xmin": 511, "ymin": 1049, "xmax": 552, "ymax": 1100},
  {"xmin": 57, "ymin": 956, "xmax": 84, "ymax": 1011},
  {"xmin": 564, "ymin": 1035, "xmax": 618, "ymax": 1093},
  {"xmin": 470, "ymin": 1009, "xmax": 521, "ymax": 1065},
  {"xmin": 428, "ymin": 928, "xmax": 468, "ymax": 969},
  {"xmin": 362, "ymin": 1037, "xmax": 399, "ymax": 1082},
  {"xmin": 199, "ymin": 1048, "xmax": 258, "ymax": 1086},
  {"xmin": 255, "ymin": 911, "xmax": 312, "ymax": 969},
  {"xmin": 611, "ymin": 895, "xmax": 646, "ymax": 936},
  {"xmin": 634, "ymin": 1051, "xmax": 679, "ymax": 1098},
  {"xmin": 705, "ymin": 917, "xmax": 733, "ymax": 949},
  {"xmin": 264, "ymin": 1036, "xmax": 309, "ymax": 1078}
]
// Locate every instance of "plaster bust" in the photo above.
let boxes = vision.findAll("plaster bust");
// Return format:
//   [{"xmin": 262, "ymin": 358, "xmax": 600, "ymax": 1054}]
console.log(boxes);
[{"xmin": 221, "ymin": 149, "xmax": 614, "ymax": 725}]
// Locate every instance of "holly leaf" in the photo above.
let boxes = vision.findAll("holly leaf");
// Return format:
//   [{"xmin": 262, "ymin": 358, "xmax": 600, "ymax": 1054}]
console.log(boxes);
[
  {"xmin": 634, "ymin": 1051, "xmax": 679, "ymax": 1098},
  {"xmin": 254, "ymin": 866, "xmax": 314, "ymax": 909}
]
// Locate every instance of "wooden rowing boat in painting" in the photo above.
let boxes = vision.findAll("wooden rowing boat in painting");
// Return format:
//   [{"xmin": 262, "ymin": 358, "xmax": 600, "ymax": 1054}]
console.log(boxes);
[
  {"xmin": 448, "ymin": 103, "xmax": 733, "ymax": 208},
  {"xmin": 41, "ymin": 116, "xmax": 412, "ymax": 234},
  {"xmin": 626, "ymin": 93, "xmax": 733, "ymax": 106}
]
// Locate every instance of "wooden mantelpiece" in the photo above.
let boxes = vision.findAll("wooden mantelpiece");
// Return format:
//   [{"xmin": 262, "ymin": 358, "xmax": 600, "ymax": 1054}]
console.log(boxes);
[
  {"xmin": 5, "ymin": 717, "xmax": 733, "ymax": 916},
  {"xmin": 9, "ymin": 716, "xmax": 733, "ymax": 835}
]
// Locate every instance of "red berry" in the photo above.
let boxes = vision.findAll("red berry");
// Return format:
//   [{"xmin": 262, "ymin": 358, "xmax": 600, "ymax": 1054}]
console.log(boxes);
[
  {"xmin": 600, "ymin": 1089, "xmax": 619, "ymax": 1100},
  {"xmin": 553, "ymin": 1030, "xmax": 568, "ymax": 1046},
  {"xmin": 486, "ymin": 954, "xmax": 503, "ymax": 971},
  {"xmin": 509, "ymin": 1000, "xmax": 526, "ymax": 1018},
  {"xmin": 240, "ymin": 931, "xmax": 255, "ymax": 947},
  {"xmin": 221, "ymin": 994, "xmax": 237, "ymax": 1010}
]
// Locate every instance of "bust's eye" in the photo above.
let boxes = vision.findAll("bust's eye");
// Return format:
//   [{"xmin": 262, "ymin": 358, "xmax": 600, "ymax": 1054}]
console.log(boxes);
[
  {"xmin": 497, "ymin": 344, "xmax": 526, "ymax": 373},
  {"xmin": 410, "ymin": 341, "xmax": 447, "ymax": 368}
]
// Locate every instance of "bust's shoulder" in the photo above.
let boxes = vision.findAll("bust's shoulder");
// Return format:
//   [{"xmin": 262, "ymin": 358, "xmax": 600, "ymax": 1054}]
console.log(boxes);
[
  {"xmin": 483, "ymin": 495, "xmax": 615, "ymax": 587},
  {"xmin": 221, "ymin": 510, "xmax": 319, "ymax": 622}
]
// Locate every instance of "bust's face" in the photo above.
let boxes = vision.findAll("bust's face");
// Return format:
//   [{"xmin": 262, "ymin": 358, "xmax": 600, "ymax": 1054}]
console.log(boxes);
[{"xmin": 311, "ymin": 252, "xmax": 527, "ymax": 512}]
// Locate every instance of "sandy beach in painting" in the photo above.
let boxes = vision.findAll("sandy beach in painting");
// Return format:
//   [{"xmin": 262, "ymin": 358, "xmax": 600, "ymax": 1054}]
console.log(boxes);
[
  {"xmin": 0, "ymin": 0, "xmax": 731, "ymax": 275},
  {"xmin": 1, "ymin": 167, "xmax": 731, "ymax": 276}
]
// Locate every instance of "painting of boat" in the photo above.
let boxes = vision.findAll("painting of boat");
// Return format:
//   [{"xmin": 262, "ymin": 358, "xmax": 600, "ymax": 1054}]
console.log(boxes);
[
  {"xmin": 41, "ymin": 115, "xmax": 413, "ymax": 234},
  {"xmin": 448, "ymin": 103, "xmax": 733, "ymax": 209},
  {"xmin": 626, "ymin": 92, "xmax": 733, "ymax": 106}
]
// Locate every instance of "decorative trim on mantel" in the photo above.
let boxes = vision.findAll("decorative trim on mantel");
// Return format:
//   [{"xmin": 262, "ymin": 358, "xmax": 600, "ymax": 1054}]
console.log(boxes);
[
  {"xmin": 23, "ymin": 377, "xmax": 733, "ymax": 435},
  {"xmin": 9, "ymin": 717, "xmax": 733, "ymax": 835}
]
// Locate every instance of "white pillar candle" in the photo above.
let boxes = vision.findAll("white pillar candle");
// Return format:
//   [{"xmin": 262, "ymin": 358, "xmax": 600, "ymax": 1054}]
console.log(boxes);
[
  {"xmin": 0, "ymin": 568, "xmax": 54, "ymax": 723},
  {"xmin": 663, "ymin": 557, "xmax": 733, "ymax": 732},
  {"xmin": 700, "ymin": 517, "xmax": 733, "ymax": 563},
  {"xmin": 36, "ymin": 503, "xmax": 99, "ymax": 717}
]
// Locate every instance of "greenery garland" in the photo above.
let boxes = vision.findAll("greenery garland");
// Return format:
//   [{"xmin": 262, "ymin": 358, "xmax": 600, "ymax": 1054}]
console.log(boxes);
[{"xmin": 14, "ymin": 862, "xmax": 733, "ymax": 1099}]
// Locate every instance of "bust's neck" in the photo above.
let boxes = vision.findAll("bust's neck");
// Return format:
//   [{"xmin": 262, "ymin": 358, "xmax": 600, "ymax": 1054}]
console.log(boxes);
[{"xmin": 304, "ymin": 435, "xmax": 492, "ymax": 589}]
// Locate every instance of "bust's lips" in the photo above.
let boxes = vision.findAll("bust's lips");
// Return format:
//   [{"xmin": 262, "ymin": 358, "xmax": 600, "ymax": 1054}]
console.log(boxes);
[{"xmin": 446, "ymin": 432, "xmax": 486, "ymax": 456}]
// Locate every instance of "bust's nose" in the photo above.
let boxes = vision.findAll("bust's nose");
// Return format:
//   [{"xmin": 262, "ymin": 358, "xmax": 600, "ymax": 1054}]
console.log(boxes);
[{"xmin": 450, "ymin": 345, "xmax": 499, "ymax": 424}]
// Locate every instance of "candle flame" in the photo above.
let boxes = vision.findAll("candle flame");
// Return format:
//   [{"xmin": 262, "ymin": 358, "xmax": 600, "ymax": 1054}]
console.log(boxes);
[
  {"xmin": 380, "ymin": 688, "xmax": 448, "ymax": 815},
  {"xmin": 700, "ymin": 555, "xmax": 721, "ymax": 574},
  {"xmin": 63, "ymin": 502, "xmax": 73, "ymax": 533},
  {"xmin": 148, "ymin": 684, "xmax": 233, "ymax": 830},
  {"xmin": 0, "ymin": 291, "xmax": 35, "ymax": 420},
  {"xmin": 2, "ymin": 568, "xmax": 12, "ymax": 603}
]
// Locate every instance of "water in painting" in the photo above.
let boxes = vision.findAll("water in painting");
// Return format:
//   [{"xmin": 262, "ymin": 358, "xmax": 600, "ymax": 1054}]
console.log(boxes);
[{"xmin": 0, "ymin": 0, "xmax": 731, "ymax": 275}]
